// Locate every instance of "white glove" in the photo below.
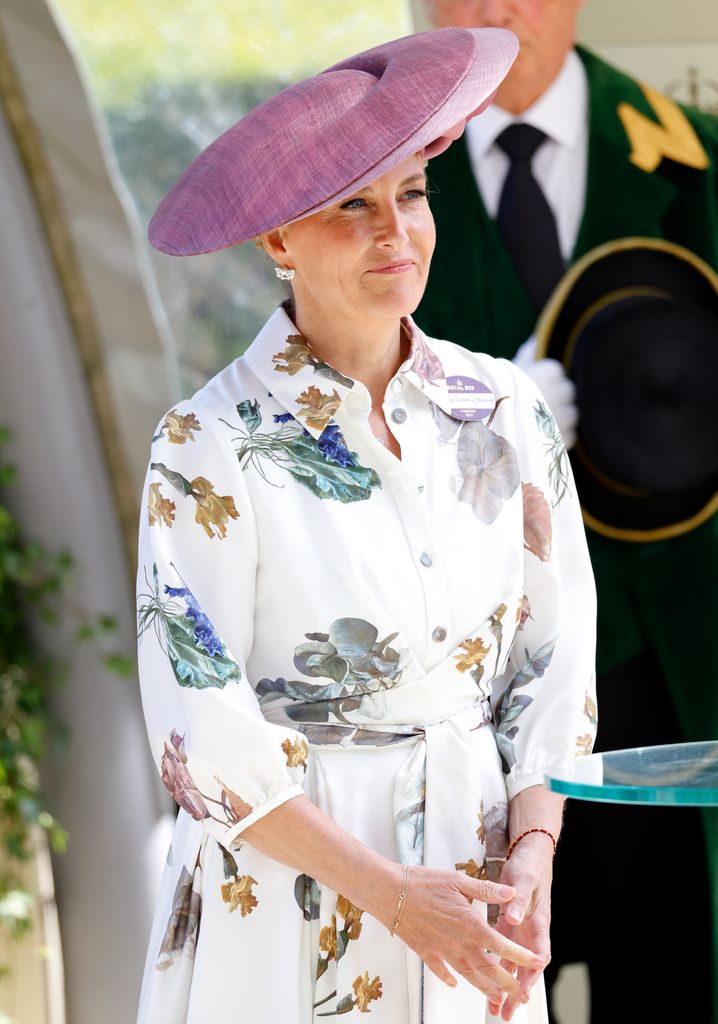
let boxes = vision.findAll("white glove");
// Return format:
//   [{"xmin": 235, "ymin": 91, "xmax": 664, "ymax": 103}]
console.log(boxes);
[{"xmin": 512, "ymin": 336, "xmax": 578, "ymax": 449}]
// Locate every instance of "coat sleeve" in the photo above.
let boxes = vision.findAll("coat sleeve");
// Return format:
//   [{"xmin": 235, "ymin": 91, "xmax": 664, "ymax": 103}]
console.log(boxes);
[
  {"xmin": 137, "ymin": 398, "xmax": 307, "ymax": 849},
  {"xmin": 491, "ymin": 364, "xmax": 598, "ymax": 800}
]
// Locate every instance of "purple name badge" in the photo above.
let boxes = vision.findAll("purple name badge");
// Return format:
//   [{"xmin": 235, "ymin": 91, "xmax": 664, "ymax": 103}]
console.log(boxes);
[{"xmin": 446, "ymin": 375, "xmax": 494, "ymax": 420}]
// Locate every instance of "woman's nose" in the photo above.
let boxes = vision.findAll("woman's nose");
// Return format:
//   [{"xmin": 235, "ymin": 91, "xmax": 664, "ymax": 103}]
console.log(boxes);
[{"xmin": 375, "ymin": 204, "xmax": 410, "ymax": 248}]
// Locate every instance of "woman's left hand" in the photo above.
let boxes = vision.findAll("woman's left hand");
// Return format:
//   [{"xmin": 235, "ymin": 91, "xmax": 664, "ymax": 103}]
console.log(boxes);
[{"xmin": 487, "ymin": 831, "xmax": 554, "ymax": 1021}]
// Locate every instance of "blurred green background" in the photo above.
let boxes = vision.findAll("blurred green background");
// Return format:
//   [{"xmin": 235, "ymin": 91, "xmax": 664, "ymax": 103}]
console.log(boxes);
[{"xmin": 53, "ymin": 0, "xmax": 411, "ymax": 390}]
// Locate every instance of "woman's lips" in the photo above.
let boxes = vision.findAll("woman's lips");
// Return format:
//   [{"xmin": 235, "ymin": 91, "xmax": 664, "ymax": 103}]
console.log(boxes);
[{"xmin": 367, "ymin": 261, "xmax": 416, "ymax": 274}]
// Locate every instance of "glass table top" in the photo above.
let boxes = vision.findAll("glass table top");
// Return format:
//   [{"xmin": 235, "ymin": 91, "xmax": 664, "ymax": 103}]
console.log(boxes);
[{"xmin": 544, "ymin": 741, "xmax": 718, "ymax": 806}]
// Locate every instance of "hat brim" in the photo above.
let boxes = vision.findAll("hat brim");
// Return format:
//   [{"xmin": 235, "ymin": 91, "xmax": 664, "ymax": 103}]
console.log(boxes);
[
  {"xmin": 148, "ymin": 28, "xmax": 518, "ymax": 256},
  {"xmin": 536, "ymin": 237, "xmax": 718, "ymax": 542}
]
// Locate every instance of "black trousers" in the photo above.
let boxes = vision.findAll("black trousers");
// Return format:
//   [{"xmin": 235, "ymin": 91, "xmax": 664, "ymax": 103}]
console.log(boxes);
[{"xmin": 544, "ymin": 653, "xmax": 714, "ymax": 1023}]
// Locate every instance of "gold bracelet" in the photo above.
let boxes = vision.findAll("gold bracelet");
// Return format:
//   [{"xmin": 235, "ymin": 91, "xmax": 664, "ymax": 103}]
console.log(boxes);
[
  {"xmin": 506, "ymin": 827, "xmax": 557, "ymax": 861},
  {"xmin": 390, "ymin": 864, "xmax": 409, "ymax": 937}
]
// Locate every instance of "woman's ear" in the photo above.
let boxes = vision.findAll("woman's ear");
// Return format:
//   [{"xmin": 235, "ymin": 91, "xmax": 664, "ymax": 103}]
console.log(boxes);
[{"xmin": 261, "ymin": 228, "xmax": 289, "ymax": 267}]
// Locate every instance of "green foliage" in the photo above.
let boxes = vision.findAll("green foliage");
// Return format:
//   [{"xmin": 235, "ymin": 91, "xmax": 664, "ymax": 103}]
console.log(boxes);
[
  {"xmin": 50, "ymin": 1, "xmax": 411, "ymax": 389},
  {"xmin": 0, "ymin": 433, "xmax": 129, "ymax": 945},
  {"xmin": 54, "ymin": 0, "xmax": 411, "ymax": 106}
]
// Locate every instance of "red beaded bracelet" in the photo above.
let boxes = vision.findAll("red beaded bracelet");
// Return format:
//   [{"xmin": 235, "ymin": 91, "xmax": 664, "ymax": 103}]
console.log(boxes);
[{"xmin": 506, "ymin": 827, "xmax": 557, "ymax": 861}]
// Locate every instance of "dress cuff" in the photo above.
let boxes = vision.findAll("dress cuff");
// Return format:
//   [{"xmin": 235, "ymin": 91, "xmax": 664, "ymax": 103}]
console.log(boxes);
[
  {"xmin": 505, "ymin": 771, "xmax": 548, "ymax": 802},
  {"xmin": 223, "ymin": 784, "xmax": 306, "ymax": 848}
]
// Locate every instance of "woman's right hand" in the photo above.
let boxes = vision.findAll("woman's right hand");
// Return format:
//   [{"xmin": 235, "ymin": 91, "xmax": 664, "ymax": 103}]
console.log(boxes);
[
  {"xmin": 242, "ymin": 797, "xmax": 542, "ymax": 1004},
  {"xmin": 384, "ymin": 865, "xmax": 544, "ymax": 1005}
]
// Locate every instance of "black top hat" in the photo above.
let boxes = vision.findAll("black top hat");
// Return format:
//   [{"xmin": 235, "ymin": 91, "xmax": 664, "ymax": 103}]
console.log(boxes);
[{"xmin": 535, "ymin": 237, "xmax": 718, "ymax": 542}]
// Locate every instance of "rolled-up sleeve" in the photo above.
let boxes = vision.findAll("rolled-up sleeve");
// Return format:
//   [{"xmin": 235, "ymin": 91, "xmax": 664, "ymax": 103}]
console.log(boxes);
[
  {"xmin": 137, "ymin": 399, "xmax": 307, "ymax": 848},
  {"xmin": 491, "ymin": 365, "xmax": 597, "ymax": 800}
]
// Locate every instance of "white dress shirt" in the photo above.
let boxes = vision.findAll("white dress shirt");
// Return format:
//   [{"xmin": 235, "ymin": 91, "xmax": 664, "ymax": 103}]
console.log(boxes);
[
  {"xmin": 137, "ymin": 304, "xmax": 596, "ymax": 1022},
  {"xmin": 465, "ymin": 49, "xmax": 589, "ymax": 261}
]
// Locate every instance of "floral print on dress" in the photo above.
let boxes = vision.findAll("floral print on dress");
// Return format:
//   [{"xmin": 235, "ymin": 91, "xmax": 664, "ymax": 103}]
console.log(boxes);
[
  {"xmin": 256, "ymin": 618, "xmax": 406, "ymax": 727},
  {"xmin": 431, "ymin": 404, "xmax": 463, "ymax": 443},
  {"xmin": 150, "ymin": 463, "xmax": 239, "ymax": 539},
  {"xmin": 394, "ymin": 744, "xmax": 426, "ymax": 867},
  {"xmin": 219, "ymin": 845, "xmax": 258, "ymax": 917},
  {"xmin": 534, "ymin": 401, "xmax": 571, "ymax": 508},
  {"xmin": 315, "ymin": 973, "xmax": 383, "ymax": 1017},
  {"xmin": 455, "ymin": 801, "xmax": 508, "ymax": 923},
  {"xmin": 576, "ymin": 691, "xmax": 598, "ymax": 755},
  {"xmin": 316, "ymin": 894, "xmax": 366, "ymax": 987},
  {"xmin": 351, "ymin": 973, "xmax": 383, "ymax": 1013},
  {"xmin": 137, "ymin": 563, "xmax": 242, "ymax": 690},
  {"xmin": 495, "ymin": 640, "xmax": 557, "ymax": 772},
  {"xmin": 406, "ymin": 325, "xmax": 445, "ymax": 386},
  {"xmin": 281, "ymin": 736, "xmax": 309, "ymax": 769},
  {"xmin": 454, "ymin": 637, "xmax": 491, "ymax": 688},
  {"xmin": 522, "ymin": 483, "xmax": 552, "ymax": 562},
  {"xmin": 454, "ymin": 601, "xmax": 513, "ymax": 695},
  {"xmin": 295, "ymin": 386, "xmax": 342, "ymax": 432},
  {"xmin": 155, "ymin": 856, "xmax": 202, "ymax": 972},
  {"xmin": 272, "ymin": 333, "xmax": 354, "ymax": 389},
  {"xmin": 294, "ymin": 873, "xmax": 321, "ymax": 921},
  {"xmin": 220, "ymin": 400, "xmax": 380, "ymax": 503},
  {"xmin": 148, "ymin": 483, "xmax": 176, "ymax": 528},
  {"xmin": 161, "ymin": 731, "xmax": 211, "ymax": 821},
  {"xmin": 136, "ymin": 307, "xmax": 597, "ymax": 1023},
  {"xmin": 452, "ymin": 420, "xmax": 520, "ymax": 524},
  {"xmin": 160, "ymin": 729, "xmax": 256, "ymax": 835},
  {"xmin": 154, "ymin": 409, "xmax": 202, "ymax": 445}
]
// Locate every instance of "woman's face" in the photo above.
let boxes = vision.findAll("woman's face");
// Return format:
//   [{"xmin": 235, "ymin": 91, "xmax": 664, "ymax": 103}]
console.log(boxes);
[{"xmin": 269, "ymin": 154, "xmax": 435, "ymax": 325}]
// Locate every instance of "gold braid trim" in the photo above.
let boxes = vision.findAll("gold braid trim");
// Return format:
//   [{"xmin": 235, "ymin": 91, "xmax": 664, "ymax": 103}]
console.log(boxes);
[{"xmin": 618, "ymin": 82, "xmax": 709, "ymax": 174}]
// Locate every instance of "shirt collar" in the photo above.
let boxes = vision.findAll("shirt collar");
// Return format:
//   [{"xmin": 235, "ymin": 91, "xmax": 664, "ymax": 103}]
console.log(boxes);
[
  {"xmin": 243, "ymin": 305, "xmax": 450, "ymax": 438},
  {"xmin": 465, "ymin": 47, "xmax": 588, "ymax": 162}
]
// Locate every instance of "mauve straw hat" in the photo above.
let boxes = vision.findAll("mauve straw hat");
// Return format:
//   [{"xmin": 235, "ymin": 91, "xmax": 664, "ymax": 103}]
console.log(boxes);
[{"xmin": 148, "ymin": 27, "xmax": 518, "ymax": 256}]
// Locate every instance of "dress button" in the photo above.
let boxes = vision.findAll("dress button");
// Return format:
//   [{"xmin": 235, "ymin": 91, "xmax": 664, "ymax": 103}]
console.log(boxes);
[
  {"xmin": 431, "ymin": 626, "xmax": 447, "ymax": 643},
  {"xmin": 391, "ymin": 407, "xmax": 407, "ymax": 424},
  {"xmin": 417, "ymin": 484, "xmax": 425, "ymax": 494},
  {"xmin": 420, "ymin": 552, "xmax": 433, "ymax": 568}
]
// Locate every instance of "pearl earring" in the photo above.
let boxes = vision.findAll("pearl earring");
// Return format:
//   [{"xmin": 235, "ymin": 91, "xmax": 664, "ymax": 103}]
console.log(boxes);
[{"xmin": 275, "ymin": 266, "xmax": 295, "ymax": 281}]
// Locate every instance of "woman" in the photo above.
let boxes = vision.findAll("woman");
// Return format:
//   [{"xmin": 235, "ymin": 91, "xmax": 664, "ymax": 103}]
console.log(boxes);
[{"xmin": 137, "ymin": 26, "xmax": 596, "ymax": 1024}]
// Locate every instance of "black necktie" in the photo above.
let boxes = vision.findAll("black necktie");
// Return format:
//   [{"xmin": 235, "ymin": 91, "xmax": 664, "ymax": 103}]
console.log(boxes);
[{"xmin": 495, "ymin": 123, "xmax": 565, "ymax": 313}]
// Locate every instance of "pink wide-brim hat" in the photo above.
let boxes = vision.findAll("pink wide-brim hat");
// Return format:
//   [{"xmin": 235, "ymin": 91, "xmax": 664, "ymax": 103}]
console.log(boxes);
[{"xmin": 148, "ymin": 27, "xmax": 518, "ymax": 256}]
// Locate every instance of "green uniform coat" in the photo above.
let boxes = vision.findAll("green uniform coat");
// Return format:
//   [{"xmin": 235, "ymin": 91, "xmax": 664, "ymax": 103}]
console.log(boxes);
[{"xmin": 416, "ymin": 44, "xmax": 718, "ymax": 981}]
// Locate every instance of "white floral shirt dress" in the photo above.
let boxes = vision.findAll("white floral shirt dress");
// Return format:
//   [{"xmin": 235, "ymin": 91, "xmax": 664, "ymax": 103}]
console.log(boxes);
[{"xmin": 136, "ymin": 305, "xmax": 597, "ymax": 1024}]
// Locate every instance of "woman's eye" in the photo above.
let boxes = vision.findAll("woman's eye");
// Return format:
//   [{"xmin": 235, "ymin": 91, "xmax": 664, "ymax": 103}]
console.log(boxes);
[
  {"xmin": 402, "ymin": 188, "xmax": 428, "ymax": 201},
  {"xmin": 340, "ymin": 197, "xmax": 367, "ymax": 210}
]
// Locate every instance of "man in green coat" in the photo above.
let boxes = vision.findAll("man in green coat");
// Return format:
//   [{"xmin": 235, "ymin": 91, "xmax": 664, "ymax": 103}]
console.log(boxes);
[{"xmin": 418, "ymin": 2, "xmax": 717, "ymax": 1020}]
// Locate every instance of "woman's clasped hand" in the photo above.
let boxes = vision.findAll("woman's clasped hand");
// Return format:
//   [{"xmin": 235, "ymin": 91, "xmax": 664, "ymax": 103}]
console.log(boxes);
[{"xmin": 385, "ymin": 864, "xmax": 545, "ymax": 1009}]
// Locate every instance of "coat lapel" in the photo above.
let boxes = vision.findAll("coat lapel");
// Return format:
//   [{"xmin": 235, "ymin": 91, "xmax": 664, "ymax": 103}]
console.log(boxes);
[{"xmin": 572, "ymin": 46, "xmax": 677, "ymax": 260}]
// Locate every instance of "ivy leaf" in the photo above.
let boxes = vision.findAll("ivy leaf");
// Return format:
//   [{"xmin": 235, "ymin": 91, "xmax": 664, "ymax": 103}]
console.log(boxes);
[
  {"xmin": 294, "ymin": 873, "xmax": 321, "ymax": 921},
  {"xmin": 336, "ymin": 928, "xmax": 349, "ymax": 961},
  {"xmin": 496, "ymin": 731, "xmax": 518, "ymax": 773},
  {"xmin": 103, "ymin": 653, "xmax": 135, "ymax": 677},
  {"xmin": 510, "ymin": 640, "xmax": 556, "ymax": 689},
  {"xmin": 497, "ymin": 695, "xmax": 533, "ymax": 730},
  {"xmin": 220, "ymin": 844, "xmax": 239, "ymax": 879}
]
